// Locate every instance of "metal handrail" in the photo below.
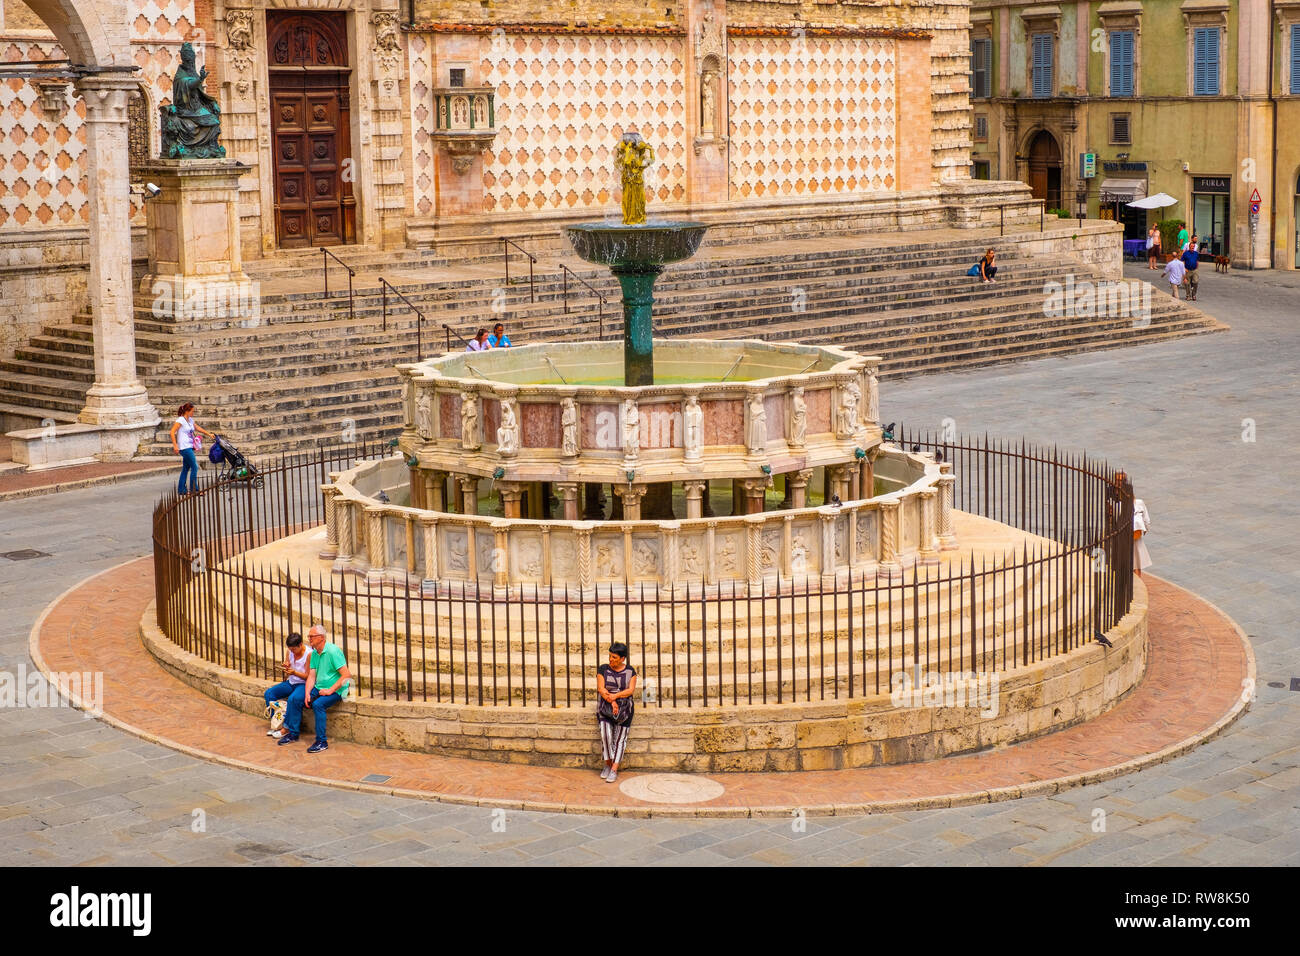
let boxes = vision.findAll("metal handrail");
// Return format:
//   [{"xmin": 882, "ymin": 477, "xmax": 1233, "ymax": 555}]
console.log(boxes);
[
  {"xmin": 321, "ymin": 247, "xmax": 355, "ymax": 321},
  {"xmin": 560, "ymin": 263, "xmax": 608, "ymax": 339},
  {"xmin": 998, "ymin": 199, "xmax": 1049, "ymax": 236},
  {"xmin": 501, "ymin": 237, "xmax": 535, "ymax": 303},
  {"xmin": 379, "ymin": 277, "xmax": 427, "ymax": 361},
  {"xmin": 442, "ymin": 323, "xmax": 470, "ymax": 352}
]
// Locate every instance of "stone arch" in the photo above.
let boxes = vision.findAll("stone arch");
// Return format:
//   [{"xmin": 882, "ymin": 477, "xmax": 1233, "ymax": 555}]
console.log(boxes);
[
  {"xmin": 1020, "ymin": 126, "xmax": 1063, "ymax": 209},
  {"xmin": 20, "ymin": 0, "xmax": 129, "ymax": 69}
]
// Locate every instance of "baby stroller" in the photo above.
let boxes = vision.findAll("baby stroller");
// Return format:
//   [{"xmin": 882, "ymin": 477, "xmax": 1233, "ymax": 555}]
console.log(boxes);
[{"xmin": 209, "ymin": 435, "xmax": 264, "ymax": 492}]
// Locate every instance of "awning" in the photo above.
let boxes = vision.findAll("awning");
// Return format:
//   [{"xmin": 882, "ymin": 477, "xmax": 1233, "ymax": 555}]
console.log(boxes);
[{"xmin": 1099, "ymin": 178, "xmax": 1147, "ymax": 202}]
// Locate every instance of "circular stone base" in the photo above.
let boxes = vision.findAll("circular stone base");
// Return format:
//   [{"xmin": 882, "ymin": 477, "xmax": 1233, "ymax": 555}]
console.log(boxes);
[{"xmin": 618, "ymin": 774, "xmax": 727, "ymax": 804}]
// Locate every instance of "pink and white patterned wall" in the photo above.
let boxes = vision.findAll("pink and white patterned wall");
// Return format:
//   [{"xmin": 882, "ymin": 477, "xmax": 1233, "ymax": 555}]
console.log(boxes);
[
  {"xmin": 727, "ymin": 36, "xmax": 897, "ymax": 199},
  {"xmin": 480, "ymin": 34, "xmax": 687, "ymax": 214}
]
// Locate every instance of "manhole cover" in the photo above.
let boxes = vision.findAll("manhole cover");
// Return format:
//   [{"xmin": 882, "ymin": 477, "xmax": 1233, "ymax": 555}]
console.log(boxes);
[
  {"xmin": 360, "ymin": 773, "xmax": 391, "ymax": 784},
  {"xmin": 619, "ymin": 773, "xmax": 725, "ymax": 804},
  {"xmin": 1, "ymin": 549, "xmax": 49, "ymax": 561}
]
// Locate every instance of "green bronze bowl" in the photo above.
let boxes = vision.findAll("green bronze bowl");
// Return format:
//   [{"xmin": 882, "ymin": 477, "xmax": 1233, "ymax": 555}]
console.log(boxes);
[{"xmin": 565, "ymin": 221, "xmax": 709, "ymax": 269}]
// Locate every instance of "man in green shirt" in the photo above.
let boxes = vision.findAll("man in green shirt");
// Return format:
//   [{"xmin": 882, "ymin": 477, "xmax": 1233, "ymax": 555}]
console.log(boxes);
[
  {"xmin": 293, "ymin": 625, "xmax": 352, "ymax": 753},
  {"xmin": 1176, "ymin": 225, "xmax": 1190, "ymax": 252}
]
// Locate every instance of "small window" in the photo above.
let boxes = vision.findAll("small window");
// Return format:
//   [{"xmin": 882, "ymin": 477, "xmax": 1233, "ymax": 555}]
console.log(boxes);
[
  {"xmin": 974, "ymin": 114, "xmax": 988, "ymax": 141},
  {"xmin": 1193, "ymin": 27, "xmax": 1220, "ymax": 96},
  {"xmin": 449, "ymin": 68, "xmax": 466, "ymax": 88},
  {"xmin": 972, "ymin": 160, "xmax": 991, "ymax": 180},
  {"xmin": 970, "ymin": 38, "xmax": 992, "ymax": 99},
  {"xmin": 1110, "ymin": 112, "xmax": 1131, "ymax": 145},
  {"xmin": 1031, "ymin": 33, "xmax": 1054, "ymax": 98},
  {"xmin": 1291, "ymin": 24, "xmax": 1300, "ymax": 95},
  {"xmin": 1109, "ymin": 30, "xmax": 1134, "ymax": 96}
]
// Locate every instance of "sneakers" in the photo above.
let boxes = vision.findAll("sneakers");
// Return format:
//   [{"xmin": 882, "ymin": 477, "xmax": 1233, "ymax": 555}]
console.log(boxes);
[
  {"xmin": 606, "ymin": 770, "xmax": 617, "ymax": 783},
  {"xmin": 599, "ymin": 765, "xmax": 611, "ymax": 780},
  {"xmin": 306, "ymin": 740, "xmax": 328, "ymax": 754},
  {"xmin": 276, "ymin": 734, "xmax": 299, "ymax": 746},
  {"xmin": 269, "ymin": 729, "xmax": 286, "ymax": 740}
]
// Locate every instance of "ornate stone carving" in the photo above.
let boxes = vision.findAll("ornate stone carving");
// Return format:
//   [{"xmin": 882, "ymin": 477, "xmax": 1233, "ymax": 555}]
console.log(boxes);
[
  {"xmin": 866, "ymin": 365, "xmax": 880, "ymax": 425},
  {"xmin": 560, "ymin": 397, "xmax": 579, "ymax": 458},
  {"xmin": 415, "ymin": 387, "xmax": 433, "ymax": 440},
  {"xmin": 746, "ymin": 391, "xmax": 766, "ymax": 455},
  {"xmin": 226, "ymin": 10, "xmax": 255, "ymax": 74},
  {"xmin": 680, "ymin": 540, "xmax": 704, "ymax": 577},
  {"xmin": 518, "ymin": 537, "xmax": 543, "ymax": 578},
  {"xmin": 837, "ymin": 378, "xmax": 861, "ymax": 438},
  {"xmin": 595, "ymin": 539, "xmax": 623, "ymax": 579},
  {"xmin": 552, "ymin": 536, "xmax": 576, "ymax": 577},
  {"xmin": 789, "ymin": 387, "xmax": 807, "ymax": 447},
  {"xmin": 447, "ymin": 531, "xmax": 469, "ymax": 572},
  {"xmin": 632, "ymin": 540, "xmax": 659, "ymax": 576},
  {"xmin": 496, "ymin": 397, "xmax": 519, "ymax": 456},
  {"xmin": 683, "ymin": 395, "xmax": 703, "ymax": 461},
  {"xmin": 370, "ymin": 11, "xmax": 402, "ymax": 73},
  {"xmin": 461, "ymin": 391, "xmax": 481, "ymax": 450},
  {"xmin": 622, "ymin": 398, "xmax": 640, "ymax": 460},
  {"xmin": 717, "ymin": 535, "xmax": 738, "ymax": 574}
]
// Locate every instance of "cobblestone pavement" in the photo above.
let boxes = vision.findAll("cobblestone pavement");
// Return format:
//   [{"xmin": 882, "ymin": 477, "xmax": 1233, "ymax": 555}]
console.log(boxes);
[{"xmin": 1, "ymin": 263, "xmax": 1296, "ymax": 866}]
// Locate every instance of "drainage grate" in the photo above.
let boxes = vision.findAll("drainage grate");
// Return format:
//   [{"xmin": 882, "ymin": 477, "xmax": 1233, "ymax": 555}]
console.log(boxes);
[
  {"xmin": 360, "ymin": 773, "xmax": 391, "ymax": 784},
  {"xmin": 1, "ymin": 549, "xmax": 50, "ymax": 561}
]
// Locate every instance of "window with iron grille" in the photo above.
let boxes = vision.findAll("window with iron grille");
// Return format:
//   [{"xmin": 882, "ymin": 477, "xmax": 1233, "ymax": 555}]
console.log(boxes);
[
  {"xmin": 1109, "ymin": 30, "xmax": 1134, "ymax": 96},
  {"xmin": 1110, "ymin": 112, "xmax": 1131, "ymax": 145},
  {"xmin": 974, "ymin": 114, "xmax": 988, "ymax": 141},
  {"xmin": 970, "ymin": 38, "xmax": 992, "ymax": 99},
  {"xmin": 1031, "ymin": 34, "xmax": 1054, "ymax": 98},
  {"xmin": 1193, "ymin": 27, "xmax": 1220, "ymax": 95}
]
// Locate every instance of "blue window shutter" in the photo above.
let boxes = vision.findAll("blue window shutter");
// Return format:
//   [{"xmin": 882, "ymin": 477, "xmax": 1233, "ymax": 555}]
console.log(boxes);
[
  {"xmin": 1291, "ymin": 24, "xmax": 1300, "ymax": 94},
  {"xmin": 983, "ymin": 38, "xmax": 993, "ymax": 96},
  {"xmin": 1193, "ymin": 28, "xmax": 1205, "ymax": 94},
  {"xmin": 1110, "ymin": 30, "xmax": 1133, "ymax": 96},
  {"xmin": 1207, "ymin": 28, "xmax": 1219, "ymax": 94},
  {"xmin": 1194, "ymin": 27, "xmax": 1219, "ymax": 95},
  {"xmin": 1032, "ymin": 34, "xmax": 1053, "ymax": 97}
]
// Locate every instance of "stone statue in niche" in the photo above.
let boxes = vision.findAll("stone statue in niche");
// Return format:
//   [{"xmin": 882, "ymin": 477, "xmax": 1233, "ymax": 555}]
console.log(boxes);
[
  {"xmin": 837, "ymin": 379, "xmax": 860, "ymax": 438},
  {"xmin": 700, "ymin": 72, "xmax": 717, "ymax": 134},
  {"xmin": 160, "ymin": 42, "xmax": 225, "ymax": 158},
  {"xmin": 415, "ymin": 388, "xmax": 433, "ymax": 440},
  {"xmin": 461, "ymin": 392, "xmax": 481, "ymax": 450},
  {"xmin": 746, "ymin": 392, "xmax": 766, "ymax": 454},
  {"xmin": 497, "ymin": 399, "xmax": 519, "ymax": 456},
  {"xmin": 683, "ymin": 395, "xmax": 703, "ymax": 461},
  {"xmin": 561, "ymin": 397, "xmax": 579, "ymax": 458},
  {"xmin": 622, "ymin": 398, "xmax": 640, "ymax": 460},
  {"xmin": 789, "ymin": 387, "xmax": 807, "ymax": 447},
  {"xmin": 866, "ymin": 367, "xmax": 880, "ymax": 425}
]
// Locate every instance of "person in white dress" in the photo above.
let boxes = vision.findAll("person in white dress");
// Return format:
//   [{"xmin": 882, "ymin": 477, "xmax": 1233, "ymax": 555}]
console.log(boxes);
[{"xmin": 1133, "ymin": 498, "xmax": 1152, "ymax": 577}]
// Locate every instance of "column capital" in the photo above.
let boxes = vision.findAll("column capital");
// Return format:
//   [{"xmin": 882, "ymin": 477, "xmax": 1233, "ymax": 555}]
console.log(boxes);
[
  {"xmin": 74, "ymin": 75, "xmax": 140, "ymax": 118},
  {"xmin": 792, "ymin": 468, "xmax": 814, "ymax": 485}
]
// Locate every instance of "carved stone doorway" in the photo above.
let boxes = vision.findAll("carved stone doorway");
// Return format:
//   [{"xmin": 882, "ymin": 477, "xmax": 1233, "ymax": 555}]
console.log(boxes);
[{"xmin": 267, "ymin": 11, "xmax": 356, "ymax": 248}]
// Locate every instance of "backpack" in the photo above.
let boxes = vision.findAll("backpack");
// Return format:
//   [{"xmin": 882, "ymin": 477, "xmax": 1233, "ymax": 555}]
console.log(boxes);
[{"xmin": 967, "ymin": 263, "xmax": 982, "ymax": 277}]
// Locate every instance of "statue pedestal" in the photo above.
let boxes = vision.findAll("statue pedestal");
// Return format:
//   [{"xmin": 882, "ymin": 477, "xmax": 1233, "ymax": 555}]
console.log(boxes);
[{"xmin": 139, "ymin": 160, "xmax": 253, "ymax": 316}]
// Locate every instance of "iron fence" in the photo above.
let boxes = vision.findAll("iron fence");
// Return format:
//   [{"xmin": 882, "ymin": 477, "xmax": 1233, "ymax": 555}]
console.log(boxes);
[{"xmin": 152, "ymin": 431, "xmax": 1135, "ymax": 708}]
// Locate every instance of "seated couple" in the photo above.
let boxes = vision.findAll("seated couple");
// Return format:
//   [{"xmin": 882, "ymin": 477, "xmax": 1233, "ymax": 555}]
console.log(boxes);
[{"xmin": 263, "ymin": 625, "xmax": 352, "ymax": 754}]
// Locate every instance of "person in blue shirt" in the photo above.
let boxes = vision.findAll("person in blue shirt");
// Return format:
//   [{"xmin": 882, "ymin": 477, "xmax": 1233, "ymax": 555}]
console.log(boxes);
[
  {"xmin": 487, "ymin": 322, "xmax": 512, "ymax": 348},
  {"xmin": 1180, "ymin": 237, "xmax": 1200, "ymax": 302}
]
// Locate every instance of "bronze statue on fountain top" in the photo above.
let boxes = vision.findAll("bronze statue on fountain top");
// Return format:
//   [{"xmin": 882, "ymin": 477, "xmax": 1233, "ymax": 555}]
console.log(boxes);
[{"xmin": 160, "ymin": 42, "xmax": 226, "ymax": 159}]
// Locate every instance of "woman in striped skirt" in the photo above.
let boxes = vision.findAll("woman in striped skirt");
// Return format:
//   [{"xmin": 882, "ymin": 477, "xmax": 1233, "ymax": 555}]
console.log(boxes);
[{"xmin": 595, "ymin": 643, "xmax": 637, "ymax": 783}]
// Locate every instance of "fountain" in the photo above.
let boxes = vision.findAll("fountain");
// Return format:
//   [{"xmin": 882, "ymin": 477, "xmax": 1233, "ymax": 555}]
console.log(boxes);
[{"xmin": 565, "ymin": 131, "xmax": 709, "ymax": 386}]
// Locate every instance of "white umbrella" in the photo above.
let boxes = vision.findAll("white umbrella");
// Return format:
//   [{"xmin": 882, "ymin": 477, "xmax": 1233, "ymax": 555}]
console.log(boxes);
[{"xmin": 1126, "ymin": 192, "xmax": 1178, "ymax": 210}]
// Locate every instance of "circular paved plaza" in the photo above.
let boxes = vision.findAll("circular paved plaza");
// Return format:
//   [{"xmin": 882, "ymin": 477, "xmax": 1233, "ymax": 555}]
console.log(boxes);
[{"xmin": 2, "ymin": 263, "xmax": 1296, "ymax": 866}]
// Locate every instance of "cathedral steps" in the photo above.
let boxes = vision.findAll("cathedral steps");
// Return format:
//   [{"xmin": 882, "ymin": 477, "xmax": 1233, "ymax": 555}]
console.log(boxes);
[{"xmin": 0, "ymin": 229, "xmax": 1225, "ymax": 459}]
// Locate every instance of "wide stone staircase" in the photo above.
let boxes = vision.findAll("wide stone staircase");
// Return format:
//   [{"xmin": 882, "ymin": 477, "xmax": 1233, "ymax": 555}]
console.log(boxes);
[{"xmin": 0, "ymin": 227, "xmax": 1225, "ymax": 459}]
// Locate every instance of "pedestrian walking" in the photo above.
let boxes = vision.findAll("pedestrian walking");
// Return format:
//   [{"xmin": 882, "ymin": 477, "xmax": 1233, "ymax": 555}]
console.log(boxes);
[
  {"xmin": 1133, "ymin": 496, "xmax": 1152, "ymax": 577},
  {"xmin": 595, "ymin": 642, "xmax": 637, "ymax": 783},
  {"xmin": 169, "ymin": 402, "xmax": 215, "ymax": 496},
  {"xmin": 1181, "ymin": 235, "xmax": 1201, "ymax": 301},
  {"xmin": 1161, "ymin": 255, "xmax": 1186, "ymax": 299}
]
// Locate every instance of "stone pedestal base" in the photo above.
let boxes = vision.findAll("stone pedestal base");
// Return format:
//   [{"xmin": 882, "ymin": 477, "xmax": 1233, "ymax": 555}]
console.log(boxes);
[
  {"xmin": 139, "ymin": 160, "xmax": 252, "ymax": 307},
  {"xmin": 5, "ymin": 420, "xmax": 160, "ymax": 469}
]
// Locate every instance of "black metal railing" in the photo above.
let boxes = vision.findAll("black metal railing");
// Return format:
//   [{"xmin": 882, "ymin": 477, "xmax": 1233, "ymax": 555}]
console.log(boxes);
[
  {"xmin": 152, "ymin": 432, "xmax": 1135, "ymax": 708},
  {"xmin": 501, "ymin": 237, "xmax": 535, "ymax": 303},
  {"xmin": 321, "ymin": 247, "xmax": 355, "ymax": 321},
  {"xmin": 379, "ymin": 277, "xmax": 427, "ymax": 361},
  {"xmin": 560, "ymin": 263, "xmax": 607, "ymax": 339},
  {"xmin": 442, "ymin": 322, "xmax": 470, "ymax": 352}
]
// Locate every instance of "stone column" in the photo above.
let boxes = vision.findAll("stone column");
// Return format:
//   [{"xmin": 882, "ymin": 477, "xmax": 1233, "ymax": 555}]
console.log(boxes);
[
  {"xmin": 919, "ymin": 488, "xmax": 939, "ymax": 566},
  {"xmin": 555, "ymin": 482, "xmax": 580, "ymax": 520},
  {"xmin": 662, "ymin": 523, "xmax": 680, "ymax": 587},
  {"xmin": 497, "ymin": 482, "xmax": 525, "ymax": 519},
  {"xmin": 615, "ymin": 484, "xmax": 648, "ymax": 521},
  {"xmin": 458, "ymin": 475, "xmax": 479, "ymax": 515},
  {"xmin": 789, "ymin": 468, "xmax": 813, "ymax": 509},
  {"xmin": 333, "ymin": 499, "xmax": 354, "ymax": 571},
  {"xmin": 320, "ymin": 485, "xmax": 339, "ymax": 560},
  {"xmin": 879, "ymin": 498, "xmax": 901, "ymax": 578},
  {"xmin": 744, "ymin": 515, "xmax": 763, "ymax": 584},
  {"xmin": 426, "ymin": 471, "xmax": 446, "ymax": 512},
  {"xmin": 938, "ymin": 469, "xmax": 958, "ymax": 550},
  {"xmin": 682, "ymin": 479, "xmax": 707, "ymax": 519},
  {"xmin": 419, "ymin": 514, "xmax": 439, "ymax": 580},
  {"xmin": 576, "ymin": 525, "xmax": 594, "ymax": 592},
  {"xmin": 860, "ymin": 456, "xmax": 875, "ymax": 501},
  {"xmin": 742, "ymin": 477, "xmax": 767, "ymax": 514},
  {"xmin": 365, "ymin": 506, "xmax": 388, "ymax": 583},
  {"xmin": 820, "ymin": 511, "xmax": 837, "ymax": 583},
  {"xmin": 74, "ymin": 76, "xmax": 159, "ymax": 434},
  {"xmin": 830, "ymin": 464, "xmax": 853, "ymax": 503},
  {"xmin": 492, "ymin": 524, "xmax": 510, "ymax": 590}
]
